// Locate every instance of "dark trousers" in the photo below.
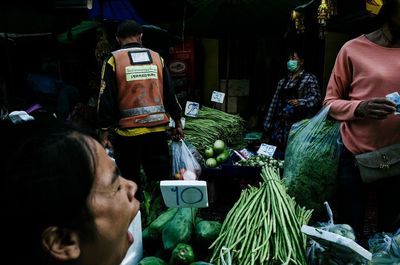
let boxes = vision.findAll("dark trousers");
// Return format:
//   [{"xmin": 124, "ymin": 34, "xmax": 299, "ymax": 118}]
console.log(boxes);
[
  {"xmin": 338, "ymin": 147, "xmax": 400, "ymax": 237},
  {"xmin": 112, "ymin": 131, "xmax": 171, "ymax": 194}
]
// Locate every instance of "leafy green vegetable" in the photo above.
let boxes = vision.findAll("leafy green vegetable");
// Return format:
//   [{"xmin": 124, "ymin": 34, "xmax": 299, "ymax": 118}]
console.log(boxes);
[
  {"xmin": 184, "ymin": 107, "xmax": 245, "ymax": 154},
  {"xmin": 327, "ymin": 224, "xmax": 356, "ymax": 241},
  {"xmin": 142, "ymin": 180, "xmax": 164, "ymax": 227},
  {"xmin": 283, "ymin": 108, "xmax": 341, "ymax": 216}
]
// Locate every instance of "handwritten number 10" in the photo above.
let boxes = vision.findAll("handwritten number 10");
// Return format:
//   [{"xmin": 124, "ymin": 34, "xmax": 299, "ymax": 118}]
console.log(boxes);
[{"xmin": 171, "ymin": 186, "xmax": 203, "ymax": 206}]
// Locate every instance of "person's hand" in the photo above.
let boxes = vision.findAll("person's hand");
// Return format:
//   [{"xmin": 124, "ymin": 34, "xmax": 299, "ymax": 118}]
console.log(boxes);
[
  {"xmin": 355, "ymin": 98, "xmax": 396, "ymax": 119},
  {"xmin": 99, "ymin": 130, "xmax": 112, "ymax": 148},
  {"xmin": 288, "ymin": 99, "xmax": 300, "ymax": 107},
  {"xmin": 171, "ymin": 119, "xmax": 184, "ymax": 142},
  {"xmin": 171, "ymin": 126, "xmax": 184, "ymax": 142}
]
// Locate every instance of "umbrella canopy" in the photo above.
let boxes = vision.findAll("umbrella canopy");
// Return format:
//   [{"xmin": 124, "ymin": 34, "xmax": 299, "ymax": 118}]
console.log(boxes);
[{"xmin": 88, "ymin": 0, "xmax": 144, "ymax": 23}]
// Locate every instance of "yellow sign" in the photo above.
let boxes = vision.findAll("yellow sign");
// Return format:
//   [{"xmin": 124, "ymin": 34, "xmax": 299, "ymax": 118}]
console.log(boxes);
[{"xmin": 366, "ymin": 0, "xmax": 383, "ymax": 15}]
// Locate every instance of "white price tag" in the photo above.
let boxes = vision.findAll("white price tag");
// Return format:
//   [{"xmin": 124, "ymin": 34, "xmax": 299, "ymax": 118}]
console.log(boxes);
[
  {"xmin": 160, "ymin": 180, "xmax": 208, "ymax": 208},
  {"xmin": 184, "ymin": 101, "xmax": 200, "ymax": 117},
  {"xmin": 257, "ymin": 143, "xmax": 277, "ymax": 157},
  {"xmin": 239, "ymin": 148, "xmax": 254, "ymax": 160},
  {"xmin": 211, "ymin": 91, "xmax": 225, "ymax": 103}
]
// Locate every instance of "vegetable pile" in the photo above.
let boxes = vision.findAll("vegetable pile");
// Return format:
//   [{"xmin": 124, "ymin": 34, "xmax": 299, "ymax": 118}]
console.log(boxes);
[
  {"xmin": 184, "ymin": 106, "xmax": 245, "ymax": 153},
  {"xmin": 234, "ymin": 154, "xmax": 284, "ymax": 168},
  {"xmin": 141, "ymin": 207, "xmax": 221, "ymax": 264},
  {"xmin": 209, "ymin": 165, "xmax": 313, "ymax": 265},
  {"xmin": 204, "ymin": 140, "xmax": 230, "ymax": 168}
]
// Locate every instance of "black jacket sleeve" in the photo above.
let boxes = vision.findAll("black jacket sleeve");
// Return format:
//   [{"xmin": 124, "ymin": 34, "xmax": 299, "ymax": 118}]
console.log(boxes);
[
  {"xmin": 96, "ymin": 55, "xmax": 119, "ymax": 129},
  {"xmin": 162, "ymin": 60, "xmax": 182, "ymax": 121}
]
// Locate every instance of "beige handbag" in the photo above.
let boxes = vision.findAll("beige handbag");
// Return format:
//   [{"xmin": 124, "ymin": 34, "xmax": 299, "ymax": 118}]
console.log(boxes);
[{"xmin": 355, "ymin": 143, "xmax": 400, "ymax": 183}]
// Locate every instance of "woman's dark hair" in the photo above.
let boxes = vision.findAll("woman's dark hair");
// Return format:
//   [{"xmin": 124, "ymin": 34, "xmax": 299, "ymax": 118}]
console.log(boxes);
[
  {"xmin": 377, "ymin": 0, "xmax": 399, "ymax": 23},
  {"xmin": 288, "ymin": 49, "xmax": 305, "ymax": 60},
  {"xmin": 0, "ymin": 119, "xmax": 99, "ymax": 263},
  {"xmin": 116, "ymin": 20, "xmax": 143, "ymax": 38}
]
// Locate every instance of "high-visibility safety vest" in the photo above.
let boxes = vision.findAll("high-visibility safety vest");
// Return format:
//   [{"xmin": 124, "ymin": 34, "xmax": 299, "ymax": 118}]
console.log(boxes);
[{"xmin": 112, "ymin": 47, "xmax": 170, "ymax": 129}]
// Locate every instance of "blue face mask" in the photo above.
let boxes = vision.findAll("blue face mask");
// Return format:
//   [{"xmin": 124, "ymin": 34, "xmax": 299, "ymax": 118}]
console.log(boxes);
[{"xmin": 287, "ymin": 60, "xmax": 299, "ymax": 72}]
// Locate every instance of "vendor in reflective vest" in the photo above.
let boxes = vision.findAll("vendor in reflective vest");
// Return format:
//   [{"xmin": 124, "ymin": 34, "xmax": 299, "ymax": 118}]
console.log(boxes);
[{"xmin": 97, "ymin": 20, "xmax": 184, "ymax": 197}]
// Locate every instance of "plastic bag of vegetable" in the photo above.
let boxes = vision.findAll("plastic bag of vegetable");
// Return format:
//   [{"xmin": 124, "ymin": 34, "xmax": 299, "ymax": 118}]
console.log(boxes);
[
  {"xmin": 172, "ymin": 140, "xmax": 202, "ymax": 180},
  {"xmin": 304, "ymin": 202, "xmax": 370, "ymax": 264},
  {"xmin": 186, "ymin": 142, "xmax": 205, "ymax": 168},
  {"xmin": 283, "ymin": 106, "xmax": 341, "ymax": 216},
  {"xmin": 369, "ymin": 228, "xmax": 400, "ymax": 264}
]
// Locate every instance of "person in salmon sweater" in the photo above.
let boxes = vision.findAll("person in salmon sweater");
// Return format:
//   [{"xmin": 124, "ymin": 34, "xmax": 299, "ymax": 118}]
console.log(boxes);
[{"xmin": 323, "ymin": 0, "xmax": 400, "ymax": 242}]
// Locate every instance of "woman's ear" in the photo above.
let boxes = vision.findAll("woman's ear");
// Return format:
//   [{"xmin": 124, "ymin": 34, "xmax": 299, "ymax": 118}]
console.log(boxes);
[{"xmin": 41, "ymin": 226, "xmax": 81, "ymax": 261}]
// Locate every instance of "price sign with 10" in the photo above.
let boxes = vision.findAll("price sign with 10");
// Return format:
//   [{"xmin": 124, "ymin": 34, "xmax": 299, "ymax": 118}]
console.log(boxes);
[{"xmin": 160, "ymin": 180, "xmax": 208, "ymax": 208}]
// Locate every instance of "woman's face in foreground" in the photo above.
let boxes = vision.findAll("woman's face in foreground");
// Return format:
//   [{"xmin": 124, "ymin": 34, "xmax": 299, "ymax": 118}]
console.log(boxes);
[{"xmin": 80, "ymin": 139, "xmax": 140, "ymax": 265}]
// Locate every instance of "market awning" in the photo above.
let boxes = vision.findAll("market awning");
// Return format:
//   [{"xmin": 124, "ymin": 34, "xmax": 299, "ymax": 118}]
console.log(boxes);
[{"xmin": 183, "ymin": 0, "xmax": 315, "ymax": 38}]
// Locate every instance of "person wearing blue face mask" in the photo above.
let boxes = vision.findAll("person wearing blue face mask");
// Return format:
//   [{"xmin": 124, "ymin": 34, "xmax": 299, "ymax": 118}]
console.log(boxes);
[{"xmin": 263, "ymin": 50, "xmax": 321, "ymax": 158}]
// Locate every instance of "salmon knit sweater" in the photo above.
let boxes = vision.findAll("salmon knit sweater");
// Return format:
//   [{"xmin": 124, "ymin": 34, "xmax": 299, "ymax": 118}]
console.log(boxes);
[{"xmin": 323, "ymin": 35, "xmax": 400, "ymax": 154}]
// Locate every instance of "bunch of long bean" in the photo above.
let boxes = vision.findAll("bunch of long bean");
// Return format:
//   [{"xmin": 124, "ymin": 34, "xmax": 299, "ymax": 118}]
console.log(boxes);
[
  {"xmin": 184, "ymin": 107, "xmax": 245, "ymax": 152},
  {"xmin": 209, "ymin": 166, "xmax": 313, "ymax": 265}
]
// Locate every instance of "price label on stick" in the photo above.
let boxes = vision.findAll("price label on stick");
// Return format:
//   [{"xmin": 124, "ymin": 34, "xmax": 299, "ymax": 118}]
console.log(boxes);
[
  {"xmin": 160, "ymin": 180, "xmax": 208, "ymax": 208},
  {"xmin": 185, "ymin": 101, "xmax": 200, "ymax": 117},
  {"xmin": 257, "ymin": 143, "xmax": 277, "ymax": 157},
  {"xmin": 211, "ymin": 91, "xmax": 225, "ymax": 103}
]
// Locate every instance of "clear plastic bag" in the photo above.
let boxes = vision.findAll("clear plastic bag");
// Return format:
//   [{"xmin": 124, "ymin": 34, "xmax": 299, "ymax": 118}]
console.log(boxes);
[
  {"xmin": 305, "ymin": 202, "xmax": 369, "ymax": 265},
  {"xmin": 171, "ymin": 140, "xmax": 202, "ymax": 180},
  {"xmin": 369, "ymin": 228, "xmax": 400, "ymax": 264},
  {"xmin": 283, "ymin": 107, "xmax": 341, "ymax": 215}
]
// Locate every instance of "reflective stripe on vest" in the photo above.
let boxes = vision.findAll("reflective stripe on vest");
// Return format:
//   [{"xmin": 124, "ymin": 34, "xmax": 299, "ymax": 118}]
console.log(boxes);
[
  {"xmin": 112, "ymin": 47, "xmax": 169, "ymax": 128},
  {"xmin": 120, "ymin": 105, "xmax": 166, "ymax": 118}
]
